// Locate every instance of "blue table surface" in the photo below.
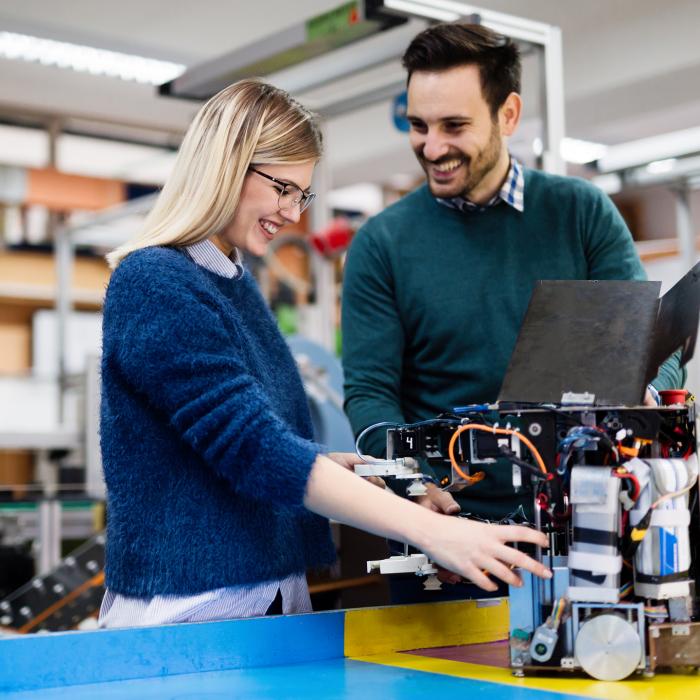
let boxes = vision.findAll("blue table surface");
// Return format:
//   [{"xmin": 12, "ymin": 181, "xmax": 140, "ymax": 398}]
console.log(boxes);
[
  {"xmin": 4, "ymin": 658, "xmax": 590, "ymax": 700},
  {"xmin": 3, "ymin": 603, "xmax": 697, "ymax": 699}
]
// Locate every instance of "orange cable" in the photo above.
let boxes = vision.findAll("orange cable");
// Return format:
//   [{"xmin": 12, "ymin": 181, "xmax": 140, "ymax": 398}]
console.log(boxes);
[
  {"xmin": 447, "ymin": 424, "xmax": 548, "ymax": 485},
  {"xmin": 18, "ymin": 571, "xmax": 105, "ymax": 634}
]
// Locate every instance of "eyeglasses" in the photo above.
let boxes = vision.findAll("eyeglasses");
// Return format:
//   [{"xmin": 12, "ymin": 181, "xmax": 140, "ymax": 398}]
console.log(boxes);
[{"xmin": 249, "ymin": 167, "xmax": 316, "ymax": 213}]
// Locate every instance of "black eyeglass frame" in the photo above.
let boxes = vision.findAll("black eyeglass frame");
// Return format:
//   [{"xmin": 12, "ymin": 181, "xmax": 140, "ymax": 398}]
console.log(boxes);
[{"xmin": 249, "ymin": 167, "xmax": 316, "ymax": 213}]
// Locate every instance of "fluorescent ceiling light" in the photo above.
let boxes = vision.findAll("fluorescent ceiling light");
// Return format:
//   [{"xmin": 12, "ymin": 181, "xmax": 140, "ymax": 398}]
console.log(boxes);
[
  {"xmin": 531, "ymin": 136, "xmax": 607, "ymax": 164},
  {"xmin": 383, "ymin": 0, "xmax": 460, "ymax": 22},
  {"xmin": 57, "ymin": 134, "xmax": 176, "ymax": 185},
  {"xmin": 0, "ymin": 123, "xmax": 175, "ymax": 185},
  {"xmin": 532, "ymin": 137, "xmax": 543, "ymax": 157},
  {"xmin": 328, "ymin": 183, "xmax": 384, "ymax": 216},
  {"xmin": 645, "ymin": 158, "xmax": 677, "ymax": 175},
  {"xmin": 591, "ymin": 173, "xmax": 622, "ymax": 196},
  {"xmin": 0, "ymin": 31, "xmax": 185, "ymax": 85},
  {"xmin": 560, "ymin": 137, "xmax": 607, "ymax": 165},
  {"xmin": 593, "ymin": 154, "xmax": 700, "ymax": 192},
  {"xmin": 597, "ymin": 126, "xmax": 700, "ymax": 172},
  {"xmin": 0, "ymin": 123, "xmax": 48, "ymax": 168}
]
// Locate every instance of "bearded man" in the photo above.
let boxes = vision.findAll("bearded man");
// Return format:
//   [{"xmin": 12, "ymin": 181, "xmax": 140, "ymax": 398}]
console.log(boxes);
[{"xmin": 341, "ymin": 23, "xmax": 684, "ymax": 575}]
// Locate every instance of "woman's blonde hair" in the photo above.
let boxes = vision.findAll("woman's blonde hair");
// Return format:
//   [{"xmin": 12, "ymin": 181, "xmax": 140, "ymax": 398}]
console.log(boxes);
[{"xmin": 106, "ymin": 79, "xmax": 322, "ymax": 268}]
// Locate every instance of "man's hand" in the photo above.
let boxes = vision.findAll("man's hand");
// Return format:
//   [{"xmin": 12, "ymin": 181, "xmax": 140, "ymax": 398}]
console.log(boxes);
[
  {"xmin": 416, "ymin": 482, "xmax": 460, "ymax": 514},
  {"xmin": 326, "ymin": 452, "xmax": 385, "ymax": 488}
]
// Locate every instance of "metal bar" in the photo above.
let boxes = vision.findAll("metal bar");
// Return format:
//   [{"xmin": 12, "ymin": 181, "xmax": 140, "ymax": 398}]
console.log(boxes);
[
  {"xmin": 598, "ymin": 125, "xmax": 700, "ymax": 173},
  {"xmin": 54, "ymin": 221, "xmax": 73, "ymax": 424},
  {"xmin": 35, "ymin": 448, "xmax": 62, "ymax": 575},
  {"xmin": 84, "ymin": 354, "xmax": 106, "ymax": 500},
  {"xmin": 162, "ymin": 3, "xmax": 409, "ymax": 100},
  {"xmin": 674, "ymin": 185, "xmax": 696, "ymax": 272},
  {"xmin": 37, "ymin": 500, "xmax": 53, "ymax": 574},
  {"xmin": 66, "ymin": 193, "xmax": 157, "ymax": 235},
  {"xmin": 317, "ymin": 78, "xmax": 406, "ymax": 118},
  {"xmin": 540, "ymin": 26, "xmax": 566, "ymax": 175},
  {"xmin": 309, "ymin": 147, "xmax": 336, "ymax": 352},
  {"xmin": 266, "ymin": 21, "xmax": 422, "ymax": 97},
  {"xmin": 382, "ymin": 1, "xmax": 553, "ymax": 43}
]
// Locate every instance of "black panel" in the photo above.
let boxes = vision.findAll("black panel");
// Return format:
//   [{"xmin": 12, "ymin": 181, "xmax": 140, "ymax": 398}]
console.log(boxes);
[
  {"xmin": 498, "ymin": 280, "xmax": 661, "ymax": 405},
  {"xmin": 646, "ymin": 261, "xmax": 700, "ymax": 385}
]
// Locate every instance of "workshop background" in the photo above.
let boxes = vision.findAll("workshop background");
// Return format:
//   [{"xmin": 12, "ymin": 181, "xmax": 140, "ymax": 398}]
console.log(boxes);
[{"xmin": 0, "ymin": 0, "xmax": 699, "ymax": 632}]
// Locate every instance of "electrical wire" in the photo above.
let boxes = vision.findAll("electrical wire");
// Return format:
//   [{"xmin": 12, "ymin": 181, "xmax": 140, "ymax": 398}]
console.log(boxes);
[
  {"xmin": 644, "ymin": 605, "xmax": 668, "ymax": 619},
  {"xmin": 354, "ymin": 421, "xmax": 401, "ymax": 464},
  {"xmin": 554, "ymin": 426, "xmax": 620, "ymax": 484},
  {"xmin": 447, "ymin": 424, "xmax": 548, "ymax": 485},
  {"xmin": 649, "ymin": 456, "xmax": 697, "ymax": 509},
  {"xmin": 613, "ymin": 469, "xmax": 641, "ymax": 502},
  {"xmin": 619, "ymin": 581, "xmax": 634, "ymax": 599},
  {"xmin": 651, "ymin": 478, "xmax": 697, "ymax": 509},
  {"xmin": 548, "ymin": 597, "xmax": 568, "ymax": 628},
  {"xmin": 499, "ymin": 446, "xmax": 552, "ymax": 481}
]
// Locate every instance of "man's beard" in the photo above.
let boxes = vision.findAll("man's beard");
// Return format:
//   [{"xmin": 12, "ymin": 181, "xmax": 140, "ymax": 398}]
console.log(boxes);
[{"xmin": 419, "ymin": 121, "xmax": 502, "ymax": 199}]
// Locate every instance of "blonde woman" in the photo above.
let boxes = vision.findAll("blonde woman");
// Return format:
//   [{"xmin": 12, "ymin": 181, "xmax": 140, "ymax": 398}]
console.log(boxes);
[{"xmin": 99, "ymin": 79, "xmax": 551, "ymax": 627}]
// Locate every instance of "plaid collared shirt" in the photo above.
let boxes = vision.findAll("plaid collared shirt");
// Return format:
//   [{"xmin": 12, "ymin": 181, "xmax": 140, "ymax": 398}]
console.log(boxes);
[{"xmin": 437, "ymin": 157, "xmax": 524, "ymax": 213}]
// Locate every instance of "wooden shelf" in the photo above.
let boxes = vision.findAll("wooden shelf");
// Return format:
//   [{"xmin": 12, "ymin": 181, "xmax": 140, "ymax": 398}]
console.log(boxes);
[
  {"xmin": 0, "ymin": 283, "xmax": 103, "ymax": 311},
  {"xmin": 0, "ymin": 249, "xmax": 109, "ymax": 312},
  {"xmin": 636, "ymin": 236, "xmax": 700, "ymax": 262},
  {"xmin": 308, "ymin": 573, "xmax": 384, "ymax": 595}
]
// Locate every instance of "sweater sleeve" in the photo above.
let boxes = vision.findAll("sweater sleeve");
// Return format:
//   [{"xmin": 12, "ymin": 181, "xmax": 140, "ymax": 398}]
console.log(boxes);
[
  {"xmin": 579, "ymin": 182, "xmax": 646, "ymax": 282},
  {"xmin": 103, "ymin": 255, "xmax": 320, "ymax": 509},
  {"xmin": 579, "ymin": 183, "xmax": 687, "ymax": 390},
  {"xmin": 341, "ymin": 220, "xmax": 407, "ymax": 458}
]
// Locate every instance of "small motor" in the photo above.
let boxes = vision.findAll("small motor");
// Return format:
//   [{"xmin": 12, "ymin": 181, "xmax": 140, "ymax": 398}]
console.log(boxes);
[
  {"xmin": 529, "ymin": 597, "xmax": 568, "ymax": 663},
  {"xmin": 529, "ymin": 624, "xmax": 558, "ymax": 663}
]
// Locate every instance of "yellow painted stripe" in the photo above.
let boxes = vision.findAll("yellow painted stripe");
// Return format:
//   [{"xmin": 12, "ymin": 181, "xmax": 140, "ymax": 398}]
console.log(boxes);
[
  {"xmin": 344, "ymin": 598, "xmax": 508, "ymax": 657},
  {"xmin": 351, "ymin": 652, "xmax": 699, "ymax": 700}
]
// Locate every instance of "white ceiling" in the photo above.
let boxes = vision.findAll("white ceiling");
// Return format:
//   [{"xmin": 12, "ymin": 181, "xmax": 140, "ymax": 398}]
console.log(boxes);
[{"xmin": 0, "ymin": 0, "xmax": 699, "ymax": 187}]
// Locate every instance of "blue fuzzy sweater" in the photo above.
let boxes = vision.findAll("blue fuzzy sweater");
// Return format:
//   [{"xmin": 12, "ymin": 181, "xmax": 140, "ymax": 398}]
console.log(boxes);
[{"xmin": 101, "ymin": 246, "xmax": 335, "ymax": 596}]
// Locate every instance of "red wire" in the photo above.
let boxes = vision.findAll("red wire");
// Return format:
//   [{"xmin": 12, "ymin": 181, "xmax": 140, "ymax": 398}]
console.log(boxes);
[
  {"xmin": 613, "ymin": 471, "xmax": 640, "ymax": 502},
  {"xmin": 626, "ymin": 473, "xmax": 641, "ymax": 501}
]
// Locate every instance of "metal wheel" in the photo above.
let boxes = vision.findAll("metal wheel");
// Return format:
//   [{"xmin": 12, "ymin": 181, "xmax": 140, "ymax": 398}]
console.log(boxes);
[{"xmin": 574, "ymin": 614, "xmax": 642, "ymax": 681}]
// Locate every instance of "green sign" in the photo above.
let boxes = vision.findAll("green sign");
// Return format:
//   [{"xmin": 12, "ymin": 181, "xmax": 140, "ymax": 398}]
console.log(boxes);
[{"xmin": 306, "ymin": 2, "xmax": 361, "ymax": 41}]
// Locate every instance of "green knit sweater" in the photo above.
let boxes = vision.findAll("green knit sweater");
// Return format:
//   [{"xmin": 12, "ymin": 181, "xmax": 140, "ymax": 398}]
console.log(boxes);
[{"xmin": 342, "ymin": 168, "xmax": 685, "ymax": 518}]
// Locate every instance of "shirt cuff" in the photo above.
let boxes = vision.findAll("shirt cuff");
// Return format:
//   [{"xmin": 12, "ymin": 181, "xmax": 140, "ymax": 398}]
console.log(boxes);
[{"xmin": 647, "ymin": 384, "xmax": 661, "ymax": 405}]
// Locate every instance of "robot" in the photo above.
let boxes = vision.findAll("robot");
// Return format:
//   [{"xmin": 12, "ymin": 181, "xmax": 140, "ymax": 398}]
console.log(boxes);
[{"xmin": 354, "ymin": 266, "xmax": 700, "ymax": 681}]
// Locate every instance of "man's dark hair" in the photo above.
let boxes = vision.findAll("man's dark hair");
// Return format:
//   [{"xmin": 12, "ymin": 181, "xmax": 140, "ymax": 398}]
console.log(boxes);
[{"xmin": 402, "ymin": 23, "xmax": 521, "ymax": 116}]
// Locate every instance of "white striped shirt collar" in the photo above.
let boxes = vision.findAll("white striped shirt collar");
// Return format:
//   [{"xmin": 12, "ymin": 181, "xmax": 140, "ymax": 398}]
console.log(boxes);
[{"xmin": 185, "ymin": 239, "xmax": 243, "ymax": 279}]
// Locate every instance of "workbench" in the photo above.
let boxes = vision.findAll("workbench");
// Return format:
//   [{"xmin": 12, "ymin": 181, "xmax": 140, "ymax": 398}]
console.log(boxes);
[{"xmin": 1, "ymin": 598, "xmax": 698, "ymax": 698}]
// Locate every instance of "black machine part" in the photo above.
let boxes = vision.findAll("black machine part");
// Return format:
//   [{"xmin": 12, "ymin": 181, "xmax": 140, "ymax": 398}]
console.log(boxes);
[
  {"xmin": 499, "ymin": 279, "xmax": 660, "ymax": 405},
  {"xmin": 646, "ymin": 261, "xmax": 700, "ymax": 385},
  {"xmin": 498, "ymin": 263, "xmax": 700, "ymax": 406}
]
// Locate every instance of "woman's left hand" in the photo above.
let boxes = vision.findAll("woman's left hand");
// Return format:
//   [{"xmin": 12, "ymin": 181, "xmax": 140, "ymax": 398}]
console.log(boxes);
[{"xmin": 327, "ymin": 452, "xmax": 386, "ymax": 488}]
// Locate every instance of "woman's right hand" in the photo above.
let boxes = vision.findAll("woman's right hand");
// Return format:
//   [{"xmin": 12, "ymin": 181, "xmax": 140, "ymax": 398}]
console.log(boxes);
[
  {"xmin": 417, "ymin": 515, "xmax": 551, "ymax": 592},
  {"xmin": 304, "ymin": 455, "xmax": 551, "ymax": 593}
]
